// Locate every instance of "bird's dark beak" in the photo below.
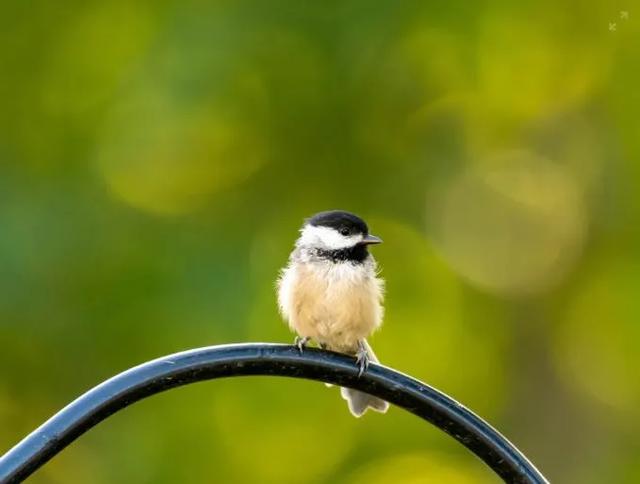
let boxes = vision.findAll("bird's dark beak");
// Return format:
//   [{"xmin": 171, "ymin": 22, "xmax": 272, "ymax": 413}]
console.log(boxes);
[{"xmin": 361, "ymin": 234, "xmax": 383, "ymax": 245}]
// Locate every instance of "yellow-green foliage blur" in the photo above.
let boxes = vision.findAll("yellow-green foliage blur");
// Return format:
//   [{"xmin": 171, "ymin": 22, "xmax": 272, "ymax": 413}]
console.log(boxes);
[{"xmin": 1, "ymin": 1, "xmax": 639, "ymax": 483}]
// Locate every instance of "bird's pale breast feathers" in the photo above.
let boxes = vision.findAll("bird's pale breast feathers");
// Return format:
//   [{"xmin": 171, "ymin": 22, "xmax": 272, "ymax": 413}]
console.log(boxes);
[{"xmin": 277, "ymin": 258, "xmax": 384, "ymax": 353}]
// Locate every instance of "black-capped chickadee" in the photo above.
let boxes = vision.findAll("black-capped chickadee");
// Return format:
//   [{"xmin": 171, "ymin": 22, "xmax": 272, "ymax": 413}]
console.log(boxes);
[{"xmin": 277, "ymin": 210, "xmax": 389, "ymax": 417}]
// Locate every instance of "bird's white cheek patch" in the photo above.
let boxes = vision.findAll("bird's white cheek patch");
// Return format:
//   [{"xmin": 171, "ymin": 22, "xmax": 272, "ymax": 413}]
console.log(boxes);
[{"xmin": 298, "ymin": 225, "xmax": 362, "ymax": 249}]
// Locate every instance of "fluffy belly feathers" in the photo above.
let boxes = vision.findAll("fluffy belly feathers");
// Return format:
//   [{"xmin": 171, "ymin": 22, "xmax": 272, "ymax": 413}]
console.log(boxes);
[{"xmin": 278, "ymin": 262, "xmax": 383, "ymax": 352}]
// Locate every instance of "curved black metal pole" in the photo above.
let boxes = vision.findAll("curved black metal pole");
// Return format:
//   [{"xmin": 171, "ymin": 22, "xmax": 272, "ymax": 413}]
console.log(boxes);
[{"xmin": 0, "ymin": 343, "xmax": 548, "ymax": 484}]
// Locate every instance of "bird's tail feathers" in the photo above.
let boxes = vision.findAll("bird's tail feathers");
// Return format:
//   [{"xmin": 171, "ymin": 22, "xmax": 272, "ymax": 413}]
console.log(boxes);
[
  {"xmin": 340, "ymin": 387, "xmax": 389, "ymax": 417},
  {"xmin": 339, "ymin": 340, "xmax": 389, "ymax": 417}
]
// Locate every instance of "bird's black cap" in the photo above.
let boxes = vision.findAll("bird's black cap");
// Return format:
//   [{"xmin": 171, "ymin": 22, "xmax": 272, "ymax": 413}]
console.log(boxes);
[{"xmin": 307, "ymin": 210, "xmax": 369, "ymax": 235}]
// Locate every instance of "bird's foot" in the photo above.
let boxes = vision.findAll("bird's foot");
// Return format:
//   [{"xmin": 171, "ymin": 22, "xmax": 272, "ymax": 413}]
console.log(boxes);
[
  {"xmin": 294, "ymin": 336, "xmax": 310, "ymax": 353},
  {"xmin": 319, "ymin": 342, "xmax": 328, "ymax": 350},
  {"xmin": 355, "ymin": 341, "xmax": 370, "ymax": 377}
]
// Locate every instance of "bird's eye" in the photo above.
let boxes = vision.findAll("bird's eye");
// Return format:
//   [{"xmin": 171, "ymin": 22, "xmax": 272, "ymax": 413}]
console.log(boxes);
[{"xmin": 339, "ymin": 227, "xmax": 350, "ymax": 236}]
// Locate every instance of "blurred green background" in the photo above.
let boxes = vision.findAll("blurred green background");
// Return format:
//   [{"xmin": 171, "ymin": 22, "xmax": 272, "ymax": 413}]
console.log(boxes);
[{"xmin": 1, "ymin": 0, "xmax": 639, "ymax": 482}]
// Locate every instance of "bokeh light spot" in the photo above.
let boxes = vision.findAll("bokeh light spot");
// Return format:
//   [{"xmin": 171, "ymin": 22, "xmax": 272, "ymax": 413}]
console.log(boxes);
[
  {"xmin": 554, "ymin": 259, "xmax": 640, "ymax": 413},
  {"xmin": 97, "ymin": 92, "xmax": 266, "ymax": 215},
  {"xmin": 212, "ymin": 383, "xmax": 355, "ymax": 482},
  {"xmin": 477, "ymin": 12, "xmax": 610, "ymax": 121},
  {"xmin": 430, "ymin": 151, "xmax": 587, "ymax": 297}
]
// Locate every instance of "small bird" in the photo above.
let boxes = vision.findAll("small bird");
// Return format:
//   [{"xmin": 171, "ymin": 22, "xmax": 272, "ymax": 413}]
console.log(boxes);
[{"xmin": 277, "ymin": 210, "xmax": 389, "ymax": 417}]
